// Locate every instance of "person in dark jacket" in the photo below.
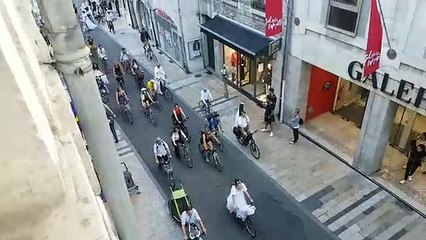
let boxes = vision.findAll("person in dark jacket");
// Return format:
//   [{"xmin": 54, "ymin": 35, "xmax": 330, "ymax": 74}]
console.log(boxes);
[{"xmin": 400, "ymin": 141, "xmax": 425, "ymax": 184}]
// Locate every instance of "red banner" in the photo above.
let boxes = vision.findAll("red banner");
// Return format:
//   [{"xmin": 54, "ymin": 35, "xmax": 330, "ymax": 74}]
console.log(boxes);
[
  {"xmin": 364, "ymin": 0, "xmax": 383, "ymax": 77},
  {"xmin": 265, "ymin": 0, "xmax": 283, "ymax": 37}
]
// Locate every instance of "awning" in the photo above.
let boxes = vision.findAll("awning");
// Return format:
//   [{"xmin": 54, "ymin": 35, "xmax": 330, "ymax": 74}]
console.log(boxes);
[{"xmin": 200, "ymin": 16, "xmax": 280, "ymax": 57}]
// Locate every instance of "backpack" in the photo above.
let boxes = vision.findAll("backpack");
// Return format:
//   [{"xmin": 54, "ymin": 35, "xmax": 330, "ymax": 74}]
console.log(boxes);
[{"xmin": 298, "ymin": 117, "xmax": 304, "ymax": 125}]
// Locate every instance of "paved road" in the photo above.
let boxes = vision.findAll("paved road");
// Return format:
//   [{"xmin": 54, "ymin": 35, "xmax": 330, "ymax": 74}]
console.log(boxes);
[{"xmin": 90, "ymin": 28, "xmax": 336, "ymax": 240}]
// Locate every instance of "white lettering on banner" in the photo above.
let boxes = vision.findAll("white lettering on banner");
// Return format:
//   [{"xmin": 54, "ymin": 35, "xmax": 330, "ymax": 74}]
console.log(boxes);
[
  {"xmin": 365, "ymin": 51, "xmax": 381, "ymax": 67},
  {"xmin": 266, "ymin": 16, "xmax": 283, "ymax": 30}
]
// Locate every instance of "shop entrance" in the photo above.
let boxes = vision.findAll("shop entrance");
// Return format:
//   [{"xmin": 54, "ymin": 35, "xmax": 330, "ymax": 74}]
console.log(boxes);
[{"xmin": 223, "ymin": 45, "xmax": 272, "ymax": 103}]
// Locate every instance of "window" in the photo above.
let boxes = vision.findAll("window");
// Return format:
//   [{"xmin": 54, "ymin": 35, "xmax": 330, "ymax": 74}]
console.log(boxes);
[
  {"xmin": 327, "ymin": 0, "xmax": 362, "ymax": 35},
  {"xmin": 251, "ymin": 0, "xmax": 266, "ymax": 11}
]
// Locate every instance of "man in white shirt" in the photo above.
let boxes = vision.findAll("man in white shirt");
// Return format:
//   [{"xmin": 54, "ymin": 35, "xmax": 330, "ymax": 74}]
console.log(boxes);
[
  {"xmin": 153, "ymin": 137, "xmax": 171, "ymax": 169},
  {"xmin": 200, "ymin": 88, "xmax": 213, "ymax": 108},
  {"xmin": 180, "ymin": 206, "xmax": 206, "ymax": 239},
  {"xmin": 237, "ymin": 110, "xmax": 250, "ymax": 138},
  {"xmin": 154, "ymin": 63, "xmax": 166, "ymax": 94}
]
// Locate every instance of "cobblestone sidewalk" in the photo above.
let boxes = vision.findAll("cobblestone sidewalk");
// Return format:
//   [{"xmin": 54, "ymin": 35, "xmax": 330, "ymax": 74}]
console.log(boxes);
[
  {"xmin": 101, "ymin": 15, "xmax": 426, "ymax": 240},
  {"xmin": 114, "ymin": 126, "xmax": 181, "ymax": 240}
]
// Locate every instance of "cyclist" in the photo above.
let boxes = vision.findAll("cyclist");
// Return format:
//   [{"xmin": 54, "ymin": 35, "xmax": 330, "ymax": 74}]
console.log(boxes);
[
  {"xmin": 113, "ymin": 61, "xmax": 125, "ymax": 89},
  {"xmin": 171, "ymin": 126, "xmax": 188, "ymax": 159},
  {"xmin": 115, "ymin": 86, "xmax": 129, "ymax": 111},
  {"xmin": 180, "ymin": 206, "xmax": 207, "ymax": 240},
  {"xmin": 206, "ymin": 112, "xmax": 223, "ymax": 133},
  {"xmin": 97, "ymin": 45, "xmax": 108, "ymax": 70},
  {"xmin": 172, "ymin": 103, "xmax": 187, "ymax": 126},
  {"xmin": 236, "ymin": 110, "xmax": 250, "ymax": 141},
  {"xmin": 140, "ymin": 27, "xmax": 151, "ymax": 50},
  {"xmin": 226, "ymin": 179, "xmax": 254, "ymax": 221},
  {"xmin": 132, "ymin": 61, "xmax": 145, "ymax": 89},
  {"xmin": 153, "ymin": 137, "xmax": 171, "ymax": 170},
  {"xmin": 200, "ymin": 87, "xmax": 213, "ymax": 110},
  {"xmin": 200, "ymin": 129, "xmax": 220, "ymax": 161},
  {"xmin": 86, "ymin": 36, "xmax": 97, "ymax": 58},
  {"xmin": 140, "ymin": 87, "xmax": 154, "ymax": 114},
  {"xmin": 120, "ymin": 47, "xmax": 131, "ymax": 70}
]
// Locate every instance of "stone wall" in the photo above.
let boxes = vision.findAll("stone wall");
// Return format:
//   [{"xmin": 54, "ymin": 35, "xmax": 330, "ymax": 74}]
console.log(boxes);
[
  {"xmin": 213, "ymin": 0, "xmax": 265, "ymax": 32},
  {"xmin": 0, "ymin": 1, "xmax": 113, "ymax": 239}
]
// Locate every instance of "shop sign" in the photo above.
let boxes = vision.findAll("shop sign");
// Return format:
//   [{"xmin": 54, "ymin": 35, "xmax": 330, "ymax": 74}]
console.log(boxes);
[
  {"xmin": 155, "ymin": 8, "xmax": 174, "ymax": 24},
  {"xmin": 268, "ymin": 38, "xmax": 282, "ymax": 55},
  {"xmin": 265, "ymin": 0, "xmax": 283, "ymax": 37},
  {"xmin": 348, "ymin": 61, "xmax": 426, "ymax": 110}
]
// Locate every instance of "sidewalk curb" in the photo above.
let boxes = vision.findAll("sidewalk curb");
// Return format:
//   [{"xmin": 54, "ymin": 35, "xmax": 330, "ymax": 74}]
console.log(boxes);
[{"xmin": 115, "ymin": 123, "xmax": 169, "ymax": 202}]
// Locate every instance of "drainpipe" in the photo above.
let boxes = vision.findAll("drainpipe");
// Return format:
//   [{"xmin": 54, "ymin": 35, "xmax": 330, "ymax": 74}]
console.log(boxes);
[
  {"xmin": 177, "ymin": 0, "xmax": 190, "ymax": 73},
  {"xmin": 36, "ymin": 0, "xmax": 140, "ymax": 239},
  {"xmin": 279, "ymin": 0, "xmax": 293, "ymax": 122}
]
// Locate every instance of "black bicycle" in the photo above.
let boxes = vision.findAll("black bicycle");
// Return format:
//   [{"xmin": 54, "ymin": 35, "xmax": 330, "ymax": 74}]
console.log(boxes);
[
  {"xmin": 144, "ymin": 105, "xmax": 157, "ymax": 126},
  {"xmin": 178, "ymin": 140, "xmax": 193, "ymax": 168},
  {"xmin": 236, "ymin": 129, "xmax": 260, "ymax": 159},
  {"xmin": 160, "ymin": 79, "xmax": 173, "ymax": 101},
  {"xmin": 121, "ymin": 103, "xmax": 133, "ymax": 125},
  {"xmin": 159, "ymin": 156, "xmax": 175, "ymax": 188},
  {"xmin": 175, "ymin": 118, "xmax": 191, "ymax": 142},
  {"xmin": 199, "ymin": 100, "xmax": 212, "ymax": 116},
  {"xmin": 144, "ymin": 44, "xmax": 158, "ymax": 62},
  {"xmin": 198, "ymin": 144, "xmax": 223, "ymax": 172}
]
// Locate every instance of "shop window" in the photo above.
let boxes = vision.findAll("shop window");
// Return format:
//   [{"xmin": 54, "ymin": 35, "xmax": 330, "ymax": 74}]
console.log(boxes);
[
  {"xmin": 251, "ymin": 0, "xmax": 266, "ymax": 12},
  {"xmin": 326, "ymin": 0, "xmax": 362, "ymax": 35},
  {"xmin": 334, "ymin": 78, "xmax": 368, "ymax": 127}
]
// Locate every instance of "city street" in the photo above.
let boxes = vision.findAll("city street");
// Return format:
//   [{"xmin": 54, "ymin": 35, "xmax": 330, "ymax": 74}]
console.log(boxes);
[{"xmin": 90, "ymin": 28, "xmax": 337, "ymax": 240}]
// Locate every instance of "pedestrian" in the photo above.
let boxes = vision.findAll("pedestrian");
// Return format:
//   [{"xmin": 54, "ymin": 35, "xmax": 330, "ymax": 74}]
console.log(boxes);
[
  {"xmin": 115, "ymin": 0, "xmax": 121, "ymax": 17},
  {"xmin": 104, "ymin": 103, "xmax": 119, "ymax": 143},
  {"xmin": 400, "ymin": 141, "xmax": 425, "ymax": 184},
  {"xmin": 105, "ymin": 10, "xmax": 115, "ymax": 34},
  {"xmin": 289, "ymin": 108, "xmax": 302, "ymax": 144},
  {"xmin": 415, "ymin": 132, "xmax": 426, "ymax": 174},
  {"xmin": 261, "ymin": 88, "xmax": 277, "ymax": 137}
]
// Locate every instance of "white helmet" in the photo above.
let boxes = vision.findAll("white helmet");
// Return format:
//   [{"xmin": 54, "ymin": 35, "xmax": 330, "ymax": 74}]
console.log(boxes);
[{"xmin": 141, "ymin": 87, "xmax": 147, "ymax": 92}]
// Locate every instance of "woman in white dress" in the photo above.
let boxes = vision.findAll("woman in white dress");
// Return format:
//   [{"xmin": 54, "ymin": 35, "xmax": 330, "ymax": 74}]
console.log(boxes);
[{"xmin": 226, "ymin": 179, "xmax": 255, "ymax": 221}]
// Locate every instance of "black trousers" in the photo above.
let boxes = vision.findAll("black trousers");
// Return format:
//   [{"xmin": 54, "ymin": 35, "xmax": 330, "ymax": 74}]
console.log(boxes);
[
  {"xmin": 109, "ymin": 120, "xmax": 118, "ymax": 143},
  {"xmin": 404, "ymin": 160, "xmax": 420, "ymax": 180},
  {"xmin": 292, "ymin": 128, "xmax": 299, "ymax": 143}
]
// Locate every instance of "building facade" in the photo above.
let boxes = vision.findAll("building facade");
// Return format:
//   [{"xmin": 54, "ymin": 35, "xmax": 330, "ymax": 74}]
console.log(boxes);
[
  {"xmin": 199, "ymin": 0, "xmax": 284, "ymax": 104},
  {"xmin": 132, "ymin": 0, "xmax": 204, "ymax": 72},
  {"xmin": 283, "ymin": 0, "xmax": 426, "ymax": 174},
  {"xmin": 131, "ymin": 0, "xmax": 285, "ymax": 105},
  {"xmin": 0, "ymin": 1, "xmax": 116, "ymax": 239}
]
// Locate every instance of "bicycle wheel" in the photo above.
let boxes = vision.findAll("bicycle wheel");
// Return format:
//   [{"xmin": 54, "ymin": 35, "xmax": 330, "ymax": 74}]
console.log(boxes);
[
  {"xmin": 213, "ymin": 153, "xmax": 223, "ymax": 172},
  {"xmin": 186, "ymin": 154, "xmax": 193, "ymax": 168},
  {"xmin": 156, "ymin": 101, "xmax": 163, "ymax": 111},
  {"xmin": 167, "ymin": 170, "xmax": 175, "ymax": 188},
  {"xmin": 149, "ymin": 109, "xmax": 157, "ymax": 126},
  {"xmin": 249, "ymin": 141, "xmax": 260, "ymax": 159},
  {"xmin": 163, "ymin": 88, "xmax": 173, "ymax": 101},
  {"xmin": 126, "ymin": 110, "xmax": 134, "ymax": 125},
  {"xmin": 245, "ymin": 217, "xmax": 256, "ymax": 238},
  {"xmin": 217, "ymin": 142, "xmax": 224, "ymax": 152}
]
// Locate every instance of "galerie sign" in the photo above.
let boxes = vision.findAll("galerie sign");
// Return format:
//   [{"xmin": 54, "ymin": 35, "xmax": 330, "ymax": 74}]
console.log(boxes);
[{"xmin": 348, "ymin": 61, "xmax": 426, "ymax": 110}]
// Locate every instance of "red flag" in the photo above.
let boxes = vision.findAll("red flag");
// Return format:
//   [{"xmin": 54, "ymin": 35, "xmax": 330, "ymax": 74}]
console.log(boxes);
[
  {"xmin": 265, "ymin": 0, "xmax": 283, "ymax": 37},
  {"xmin": 364, "ymin": 0, "xmax": 383, "ymax": 77}
]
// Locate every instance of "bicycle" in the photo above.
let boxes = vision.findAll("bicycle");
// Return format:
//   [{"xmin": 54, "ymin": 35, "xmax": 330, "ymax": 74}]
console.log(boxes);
[
  {"xmin": 144, "ymin": 43, "xmax": 158, "ymax": 62},
  {"xmin": 144, "ymin": 104, "xmax": 157, "ymax": 126},
  {"xmin": 159, "ymin": 79, "xmax": 173, "ymax": 101},
  {"xmin": 236, "ymin": 129, "xmax": 260, "ymax": 159},
  {"xmin": 198, "ymin": 144, "xmax": 223, "ymax": 172},
  {"xmin": 121, "ymin": 103, "xmax": 134, "ymax": 125},
  {"xmin": 198, "ymin": 100, "xmax": 212, "ymax": 116},
  {"xmin": 159, "ymin": 156, "xmax": 175, "ymax": 188},
  {"xmin": 151, "ymin": 100, "xmax": 163, "ymax": 112},
  {"xmin": 174, "ymin": 117, "xmax": 191, "ymax": 142},
  {"xmin": 178, "ymin": 140, "xmax": 193, "ymax": 168}
]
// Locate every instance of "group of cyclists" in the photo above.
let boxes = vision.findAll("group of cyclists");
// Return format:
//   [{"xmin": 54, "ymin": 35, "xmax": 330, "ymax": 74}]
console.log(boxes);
[{"xmin": 88, "ymin": 36, "xmax": 257, "ymax": 239}]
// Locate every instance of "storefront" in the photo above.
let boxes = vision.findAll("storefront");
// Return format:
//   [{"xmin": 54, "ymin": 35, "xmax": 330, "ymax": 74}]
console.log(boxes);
[
  {"xmin": 136, "ymin": 1, "xmax": 154, "ymax": 39},
  {"xmin": 127, "ymin": 0, "xmax": 137, "ymax": 29},
  {"xmin": 154, "ymin": 8, "xmax": 185, "ymax": 67},
  {"xmin": 200, "ymin": 15, "xmax": 281, "ymax": 104},
  {"xmin": 305, "ymin": 64, "xmax": 426, "ymax": 158}
]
